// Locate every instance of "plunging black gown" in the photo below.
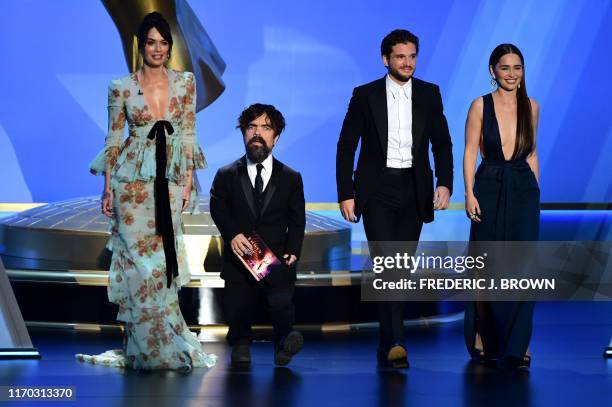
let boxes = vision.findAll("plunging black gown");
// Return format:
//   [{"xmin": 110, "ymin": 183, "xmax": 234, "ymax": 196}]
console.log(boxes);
[{"xmin": 464, "ymin": 93, "xmax": 540, "ymax": 366}]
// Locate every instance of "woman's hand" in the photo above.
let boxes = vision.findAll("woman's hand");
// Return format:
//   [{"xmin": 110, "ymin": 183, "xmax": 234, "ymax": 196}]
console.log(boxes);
[
  {"xmin": 101, "ymin": 190, "xmax": 114, "ymax": 218},
  {"xmin": 182, "ymin": 183, "xmax": 191, "ymax": 211},
  {"xmin": 465, "ymin": 193, "xmax": 481, "ymax": 222}
]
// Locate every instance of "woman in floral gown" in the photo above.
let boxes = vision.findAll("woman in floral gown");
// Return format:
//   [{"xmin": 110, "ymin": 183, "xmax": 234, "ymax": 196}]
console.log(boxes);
[{"xmin": 76, "ymin": 12, "xmax": 216, "ymax": 371}]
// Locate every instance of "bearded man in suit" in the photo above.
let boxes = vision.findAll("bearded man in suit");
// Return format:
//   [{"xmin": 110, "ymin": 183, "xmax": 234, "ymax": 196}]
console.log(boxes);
[{"xmin": 336, "ymin": 29, "xmax": 453, "ymax": 369}]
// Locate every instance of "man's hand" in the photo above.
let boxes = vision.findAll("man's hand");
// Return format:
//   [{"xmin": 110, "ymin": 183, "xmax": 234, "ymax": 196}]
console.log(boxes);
[
  {"xmin": 230, "ymin": 233, "xmax": 253, "ymax": 257},
  {"xmin": 339, "ymin": 199, "xmax": 358, "ymax": 223},
  {"xmin": 433, "ymin": 186, "xmax": 450, "ymax": 210},
  {"xmin": 283, "ymin": 254, "xmax": 297, "ymax": 266}
]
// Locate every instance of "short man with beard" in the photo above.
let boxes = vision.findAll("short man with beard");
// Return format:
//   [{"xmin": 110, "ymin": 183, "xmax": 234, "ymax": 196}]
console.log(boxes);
[
  {"xmin": 336, "ymin": 29, "xmax": 453, "ymax": 369},
  {"xmin": 210, "ymin": 103, "xmax": 306, "ymax": 366}
]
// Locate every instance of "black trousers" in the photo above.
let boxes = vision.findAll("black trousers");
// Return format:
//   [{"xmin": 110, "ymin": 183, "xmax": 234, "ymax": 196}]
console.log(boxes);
[
  {"xmin": 362, "ymin": 168, "xmax": 423, "ymax": 351},
  {"xmin": 224, "ymin": 278, "xmax": 295, "ymax": 348}
]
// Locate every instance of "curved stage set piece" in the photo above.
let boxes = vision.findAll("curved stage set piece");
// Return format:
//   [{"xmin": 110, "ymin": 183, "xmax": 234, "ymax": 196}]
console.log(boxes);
[
  {"xmin": 0, "ymin": 197, "xmax": 461, "ymax": 335},
  {"xmin": 0, "ymin": 197, "xmax": 350, "ymax": 276}
]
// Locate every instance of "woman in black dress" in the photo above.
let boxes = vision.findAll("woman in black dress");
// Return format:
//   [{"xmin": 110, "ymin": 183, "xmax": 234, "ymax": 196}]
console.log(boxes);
[{"xmin": 463, "ymin": 44, "xmax": 540, "ymax": 369}]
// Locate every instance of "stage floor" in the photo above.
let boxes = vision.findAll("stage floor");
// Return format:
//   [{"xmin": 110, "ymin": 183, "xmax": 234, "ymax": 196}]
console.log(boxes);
[{"xmin": 1, "ymin": 302, "xmax": 611, "ymax": 406}]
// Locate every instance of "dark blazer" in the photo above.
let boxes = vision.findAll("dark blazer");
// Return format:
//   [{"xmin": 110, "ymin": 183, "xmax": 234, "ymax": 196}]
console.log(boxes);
[
  {"xmin": 210, "ymin": 156, "xmax": 306, "ymax": 285},
  {"xmin": 336, "ymin": 76, "xmax": 453, "ymax": 223}
]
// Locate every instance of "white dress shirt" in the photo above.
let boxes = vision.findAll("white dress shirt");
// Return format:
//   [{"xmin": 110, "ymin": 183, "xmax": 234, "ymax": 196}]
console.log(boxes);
[
  {"xmin": 385, "ymin": 74, "xmax": 413, "ymax": 168},
  {"xmin": 247, "ymin": 153, "xmax": 273, "ymax": 191}
]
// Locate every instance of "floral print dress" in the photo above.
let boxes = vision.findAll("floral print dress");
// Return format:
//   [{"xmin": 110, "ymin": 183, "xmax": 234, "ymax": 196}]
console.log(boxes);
[{"xmin": 76, "ymin": 69, "xmax": 216, "ymax": 370}]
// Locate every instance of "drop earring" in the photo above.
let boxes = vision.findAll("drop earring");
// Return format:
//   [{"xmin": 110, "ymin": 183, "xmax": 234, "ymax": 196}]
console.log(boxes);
[{"xmin": 490, "ymin": 77, "xmax": 497, "ymax": 89}]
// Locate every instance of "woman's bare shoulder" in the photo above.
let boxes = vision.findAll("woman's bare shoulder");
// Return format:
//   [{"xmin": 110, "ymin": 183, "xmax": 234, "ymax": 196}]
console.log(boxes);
[{"xmin": 468, "ymin": 96, "xmax": 484, "ymax": 117}]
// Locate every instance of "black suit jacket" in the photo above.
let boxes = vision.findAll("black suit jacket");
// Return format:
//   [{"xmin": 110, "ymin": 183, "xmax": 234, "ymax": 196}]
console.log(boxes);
[
  {"xmin": 210, "ymin": 156, "xmax": 306, "ymax": 285},
  {"xmin": 336, "ymin": 76, "xmax": 453, "ymax": 223}
]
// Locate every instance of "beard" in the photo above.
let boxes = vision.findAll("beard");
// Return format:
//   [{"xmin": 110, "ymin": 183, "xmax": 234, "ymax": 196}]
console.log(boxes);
[
  {"xmin": 388, "ymin": 65, "xmax": 414, "ymax": 83},
  {"xmin": 246, "ymin": 136, "xmax": 271, "ymax": 163}
]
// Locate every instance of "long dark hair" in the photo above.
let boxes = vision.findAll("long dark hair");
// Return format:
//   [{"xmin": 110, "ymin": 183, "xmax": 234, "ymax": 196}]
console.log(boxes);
[
  {"xmin": 489, "ymin": 44, "xmax": 534, "ymax": 159},
  {"xmin": 137, "ymin": 12, "xmax": 173, "ymax": 55}
]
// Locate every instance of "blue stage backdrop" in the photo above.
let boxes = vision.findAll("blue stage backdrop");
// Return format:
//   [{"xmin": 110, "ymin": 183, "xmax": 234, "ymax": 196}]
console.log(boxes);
[{"xmin": 0, "ymin": 0, "xmax": 610, "ymax": 203}]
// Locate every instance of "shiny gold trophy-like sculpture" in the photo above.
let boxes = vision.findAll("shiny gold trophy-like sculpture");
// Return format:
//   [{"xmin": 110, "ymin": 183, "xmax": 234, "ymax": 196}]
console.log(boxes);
[{"xmin": 102, "ymin": 0, "xmax": 226, "ymax": 111}]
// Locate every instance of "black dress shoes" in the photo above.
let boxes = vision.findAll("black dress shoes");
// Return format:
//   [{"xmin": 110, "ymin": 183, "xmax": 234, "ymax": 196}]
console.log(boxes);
[
  {"xmin": 231, "ymin": 344, "xmax": 251, "ymax": 365},
  {"xmin": 274, "ymin": 331, "xmax": 303, "ymax": 366}
]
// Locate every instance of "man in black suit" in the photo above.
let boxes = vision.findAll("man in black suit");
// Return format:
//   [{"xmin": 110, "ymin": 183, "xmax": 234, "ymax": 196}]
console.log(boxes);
[
  {"xmin": 210, "ymin": 103, "xmax": 306, "ymax": 366},
  {"xmin": 336, "ymin": 29, "xmax": 453, "ymax": 369}
]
